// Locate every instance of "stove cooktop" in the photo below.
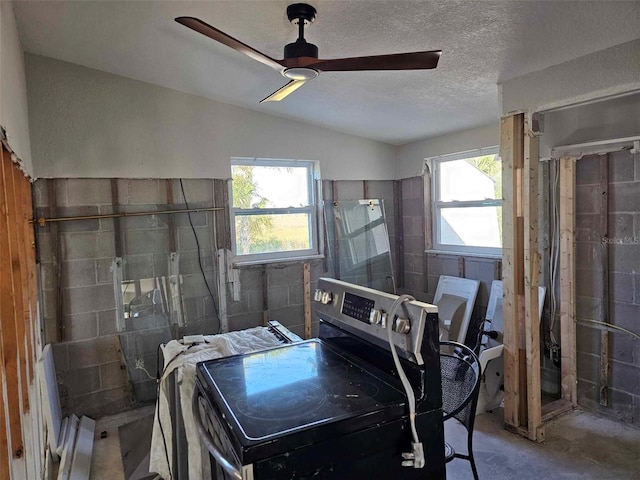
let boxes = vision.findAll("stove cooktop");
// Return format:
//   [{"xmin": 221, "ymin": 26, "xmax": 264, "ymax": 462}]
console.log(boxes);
[{"xmin": 197, "ymin": 339, "xmax": 406, "ymax": 445}]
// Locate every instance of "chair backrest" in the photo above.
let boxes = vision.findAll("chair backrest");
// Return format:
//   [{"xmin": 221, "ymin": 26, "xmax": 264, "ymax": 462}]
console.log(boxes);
[
  {"xmin": 440, "ymin": 340, "xmax": 481, "ymax": 430},
  {"xmin": 434, "ymin": 276, "xmax": 479, "ymax": 345}
]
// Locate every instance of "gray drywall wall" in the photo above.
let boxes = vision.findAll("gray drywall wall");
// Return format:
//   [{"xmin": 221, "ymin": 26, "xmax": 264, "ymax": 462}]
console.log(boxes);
[
  {"xmin": 500, "ymin": 38, "xmax": 640, "ymax": 115},
  {"xmin": 0, "ymin": 2, "xmax": 32, "ymax": 173},
  {"xmin": 397, "ymin": 124, "xmax": 499, "ymax": 179},
  {"xmin": 25, "ymin": 54, "xmax": 398, "ymax": 181},
  {"xmin": 539, "ymin": 92, "xmax": 640, "ymax": 159}
]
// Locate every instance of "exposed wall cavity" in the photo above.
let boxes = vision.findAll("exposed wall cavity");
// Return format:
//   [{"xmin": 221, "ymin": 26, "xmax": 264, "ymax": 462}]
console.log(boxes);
[
  {"xmin": 398, "ymin": 175, "xmax": 500, "ymax": 347},
  {"xmin": 35, "ymin": 177, "xmax": 398, "ymax": 417},
  {"xmin": 574, "ymin": 152, "xmax": 640, "ymax": 426}
]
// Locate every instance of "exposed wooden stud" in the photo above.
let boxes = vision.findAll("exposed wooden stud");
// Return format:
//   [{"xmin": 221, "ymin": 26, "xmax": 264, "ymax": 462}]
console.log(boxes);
[
  {"xmin": 457, "ymin": 257, "xmax": 465, "ymax": 278},
  {"xmin": 523, "ymin": 118, "xmax": 543, "ymax": 441},
  {"xmin": 11, "ymin": 164, "xmax": 32, "ymax": 404},
  {"xmin": 599, "ymin": 155, "xmax": 610, "ymax": 407},
  {"xmin": 303, "ymin": 263, "xmax": 311, "ymax": 339},
  {"xmin": 217, "ymin": 249, "xmax": 229, "ymax": 333},
  {"xmin": 501, "ymin": 113, "xmax": 524, "ymax": 429},
  {"xmin": 22, "ymin": 178, "xmax": 38, "ymax": 379},
  {"xmin": 0, "ymin": 147, "xmax": 25, "ymax": 458},
  {"xmin": 559, "ymin": 156, "xmax": 577, "ymax": 404},
  {"xmin": 0, "ymin": 328, "xmax": 10, "ymax": 479},
  {"xmin": 4, "ymin": 158, "xmax": 29, "ymax": 411},
  {"xmin": 332, "ymin": 181, "xmax": 341, "ymax": 279}
]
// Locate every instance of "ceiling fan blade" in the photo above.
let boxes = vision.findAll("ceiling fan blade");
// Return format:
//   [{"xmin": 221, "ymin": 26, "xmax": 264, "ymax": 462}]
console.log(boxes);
[
  {"xmin": 175, "ymin": 17, "xmax": 284, "ymax": 72},
  {"xmin": 260, "ymin": 80, "xmax": 307, "ymax": 103},
  {"xmin": 281, "ymin": 50, "xmax": 442, "ymax": 71}
]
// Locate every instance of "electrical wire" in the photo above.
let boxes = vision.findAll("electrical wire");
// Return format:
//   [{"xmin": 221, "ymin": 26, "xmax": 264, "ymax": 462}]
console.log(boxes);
[
  {"xmin": 547, "ymin": 160, "xmax": 560, "ymax": 349},
  {"xmin": 179, "ymin": 179, "xmax": 221, "ymax": 334},
  {"xmin": 578, "ymin": 319, "xmax": 640, "ymax": 341},
  {"xmin": 386, "ymin": 295, "xmax": 421, "ymax": 450}
]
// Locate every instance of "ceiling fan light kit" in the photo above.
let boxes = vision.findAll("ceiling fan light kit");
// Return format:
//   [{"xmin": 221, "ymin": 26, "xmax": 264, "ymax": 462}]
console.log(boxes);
[{"xmin": 176, "ymin": 3, "xmax": 441, "ymax": 103}]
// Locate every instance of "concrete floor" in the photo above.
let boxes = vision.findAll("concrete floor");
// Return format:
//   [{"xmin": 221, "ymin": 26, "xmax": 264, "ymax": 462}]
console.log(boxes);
[
  {"xmin": 89, "ymin": 406, "xmax": 640, "ymax": 479},
  {"xmin": 447, "ymin": 408, "xmax": 640, "ymax": 479}
]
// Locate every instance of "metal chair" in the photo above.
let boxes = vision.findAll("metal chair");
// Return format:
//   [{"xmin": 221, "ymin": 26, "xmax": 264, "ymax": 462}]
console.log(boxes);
[{"xmin": 440, "ymin": 340, "xmax": 482, "ymax": 480}]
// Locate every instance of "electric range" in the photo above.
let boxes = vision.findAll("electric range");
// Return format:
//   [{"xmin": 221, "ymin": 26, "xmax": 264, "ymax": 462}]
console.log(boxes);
[{"xmin": 194, "ymin": 278, "xmax": 445, "ymax": 479}]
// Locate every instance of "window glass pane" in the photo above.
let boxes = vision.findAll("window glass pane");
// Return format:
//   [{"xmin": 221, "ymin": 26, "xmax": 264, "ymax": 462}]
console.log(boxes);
[
  {"xmin": 232, "ymin": 165, "xmax": 310, "ymax": 208},
  {"xmin": 439, "ymin": 206, "xmax": 502, "ymax": 248},
  {"xmin": 235, "ymin": 213, "xmax": 311, "ymax": 255},
  {"xmin": 439, "ymin": 155, "xmax": 500, "ymax": 202}
]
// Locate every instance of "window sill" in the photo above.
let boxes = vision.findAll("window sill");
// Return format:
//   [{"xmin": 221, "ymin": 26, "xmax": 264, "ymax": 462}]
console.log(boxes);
[
  {"xmin": 425, "ymin": 249, "xmax": 502, "ymax": 260},
  {"xmin": 233, "ymin": 254, "xmax": 325, "ymax": 268}
]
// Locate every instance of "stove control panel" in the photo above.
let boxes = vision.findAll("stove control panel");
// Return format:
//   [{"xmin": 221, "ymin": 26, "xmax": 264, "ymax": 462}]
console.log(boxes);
[{"xmin": 313, "ymin": 278, "xmax": 438, "ymax": 365}]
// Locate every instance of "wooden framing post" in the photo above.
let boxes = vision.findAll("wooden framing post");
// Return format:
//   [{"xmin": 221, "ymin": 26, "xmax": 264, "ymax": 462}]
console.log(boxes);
[
  {"xmin": 501, "ymin": 113, "xmax": 524, "ymax": 430},
  {"xmin": 523, "ymin": 116, "xmax": 543, "ymax": 441},
  {"xmin": 559, "ymin": 157, "xmax": 577, "ymax": 404}
]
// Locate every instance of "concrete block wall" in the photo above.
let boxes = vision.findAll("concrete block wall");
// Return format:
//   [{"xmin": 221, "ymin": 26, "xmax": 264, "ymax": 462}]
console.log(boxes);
[
  {"xmin": 400, "ymin": 176, "xmax": 426, "ymax": 300},
  {"xmin": 575, "ymin": 152, "xmax": 640, "ymax": 426},
  {"xmin": 400, "ymin": 175, "xmax": 501, "ymax": 346},
  {"xmin": 227, "ymin": 260, "xmax": 328, "ymax": 339},
  {"xmin": 35, "ymin": 178, "xmax": 220, "ymax": 417}
]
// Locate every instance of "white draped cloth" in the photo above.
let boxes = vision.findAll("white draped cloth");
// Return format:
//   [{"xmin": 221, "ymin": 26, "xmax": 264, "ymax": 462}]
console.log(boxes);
[{"xmin": 149, "ymin": 327, "xmax": 283, "ymax": 480}]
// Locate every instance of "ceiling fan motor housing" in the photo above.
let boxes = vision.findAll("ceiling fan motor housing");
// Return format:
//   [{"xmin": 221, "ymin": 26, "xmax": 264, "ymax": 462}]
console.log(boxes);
[
  {"xmin": 284, "ymin": 40, "xmax": 318, "ymax": 59},
  {"xmin": 284, "ymin": 3, "xmax": 318, "ymax": 59}
]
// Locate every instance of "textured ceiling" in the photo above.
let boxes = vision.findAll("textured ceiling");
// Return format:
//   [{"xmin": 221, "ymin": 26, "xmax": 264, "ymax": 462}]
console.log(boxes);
[{"xmin": 13, "ymin": 1, "xmax": 640, "ymax": 145}]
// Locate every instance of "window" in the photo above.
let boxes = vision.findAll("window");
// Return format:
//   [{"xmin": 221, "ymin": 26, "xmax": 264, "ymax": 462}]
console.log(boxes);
[
  {"xmin": 230, "ymin": 158, "xmax": 320, "ymax": 263},
  {"xmin": 431, "ymin": 148, "xmax": 501, "ymax": 255}
]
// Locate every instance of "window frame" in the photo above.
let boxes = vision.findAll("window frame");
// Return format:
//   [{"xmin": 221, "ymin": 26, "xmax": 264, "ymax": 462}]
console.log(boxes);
[
  {"xmin": 429, "ymin": 146, "xmax": 502, "ymax": 256},
  {"xmin": 230, "ymin": 157, "xmax": 322, "ymax": 264}
]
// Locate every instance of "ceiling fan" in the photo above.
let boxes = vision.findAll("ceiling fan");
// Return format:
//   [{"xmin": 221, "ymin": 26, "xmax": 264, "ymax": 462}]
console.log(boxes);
[{"xmin": 175, "ymin": 3, "xmax": 441, "ymax": 103}]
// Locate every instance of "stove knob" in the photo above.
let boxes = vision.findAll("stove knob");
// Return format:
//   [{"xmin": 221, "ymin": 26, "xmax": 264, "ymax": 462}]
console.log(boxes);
[
  {"xmin": 314, "ymin": 289, "xmax": 323, "ymax": 302},
  {"xmin": 369, "ymin": 308, "xmax": 383, "ymax": 325},
  {"xmin": 394, "ymin": 318, "xmax": 411, "ymax": 334},
  {"xmin": 320, "ymin": 291, "xmax": 333, "ymax": 305}
]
